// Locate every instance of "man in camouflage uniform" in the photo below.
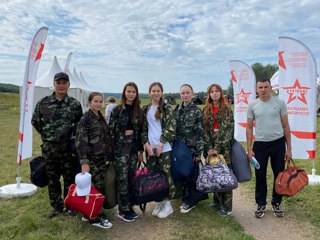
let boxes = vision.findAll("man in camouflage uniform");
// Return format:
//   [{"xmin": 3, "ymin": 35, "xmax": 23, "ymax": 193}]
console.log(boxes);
[{"xmin": 32, "ymin": 72, "xmax": 83, "ymax": 218}]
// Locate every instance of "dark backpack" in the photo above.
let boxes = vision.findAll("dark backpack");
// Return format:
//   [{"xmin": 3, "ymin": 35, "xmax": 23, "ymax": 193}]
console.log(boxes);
[
  {"xmin": 231, "ymin": 140, "xmax": 252, "ymax": 182},
  {"xmin": 30, "ymin": 156, "xmax": 48, "ymax": 187}
]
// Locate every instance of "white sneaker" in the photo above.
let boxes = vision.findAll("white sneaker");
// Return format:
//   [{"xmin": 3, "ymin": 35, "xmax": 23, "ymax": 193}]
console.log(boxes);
[
  {"xmin": 157, "ymin": 200, "xmax": 173, "ymax": 218},
  {"xmin": 152, "ymin": 201, "xmax": 164, "ymax": 216},
  {"xmin": 90, "ymin": 218, "xmax": 113, "ymax": 229}
]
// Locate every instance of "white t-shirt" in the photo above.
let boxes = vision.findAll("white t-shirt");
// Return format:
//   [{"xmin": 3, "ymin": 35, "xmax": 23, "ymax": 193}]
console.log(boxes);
[
  {"xmin": 147, "ymin": 105, "xmax": 172, "ymax": 153},
  {"xmin": 247, "ymin": 96, "xmax": 287, "ymax": 142},
  {"xmin": 105, "ymin": 103, "xmax": 117, "ymax": 124}
]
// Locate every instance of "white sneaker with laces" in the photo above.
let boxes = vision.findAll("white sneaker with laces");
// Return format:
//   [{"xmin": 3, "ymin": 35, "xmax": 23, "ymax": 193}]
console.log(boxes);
[
  {"xmin": 152, "ymin": 201, "xmax": 165, "ymax": 216},
  {"xmin": 90, "ymin": 218, "xmax": 113, "ymax": 229},
  {"xmin": 157, "ymin": 200, "xmax": 173, "ymax": 218}
]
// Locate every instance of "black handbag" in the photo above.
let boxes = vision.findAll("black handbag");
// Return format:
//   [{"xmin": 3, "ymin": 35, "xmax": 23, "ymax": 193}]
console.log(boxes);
[
  {"xmin": 30, "ymin": 156, "xmax": 48, "ymax": 187},
  {"xmin": 132, "ymin": 161, "xmax": 169, "ymax": 211}
]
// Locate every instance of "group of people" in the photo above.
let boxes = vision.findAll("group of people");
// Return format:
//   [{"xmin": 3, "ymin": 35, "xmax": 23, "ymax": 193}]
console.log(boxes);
[{"xmin": 32, "ymin": 72, "xmax": 292, "ymax": 230}]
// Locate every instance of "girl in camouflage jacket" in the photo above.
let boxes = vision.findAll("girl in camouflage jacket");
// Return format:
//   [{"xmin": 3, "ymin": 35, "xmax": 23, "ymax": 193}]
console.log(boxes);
[
  {"xmin": 142, "ymin": 82, "xmax": 176, "ymax": 218},
  {"xmin": 203, "ymin": 84, "xmax": 234, "ymax": 217},
  {"xmin": 75, "ymin": 92, "xmax": 113, "ymax": 229},
  {"xmin": 174, "ymin": 84, "xmax": 205, "ymax": 213},
  {"xmin": 109, "ymin": 82, "xmax": 144, "ymax": 222}
]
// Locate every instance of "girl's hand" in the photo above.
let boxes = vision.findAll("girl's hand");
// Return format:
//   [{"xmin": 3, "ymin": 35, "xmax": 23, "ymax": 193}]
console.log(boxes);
[
  {"xmin": 156, "ymin": 142, "xmax": 164, "ymax": 157},
  {"xmin": 207, "ymin": 149, "xmax": 217, "ymax": 156},
  {"xmin": 145, "ymin": 143, "xmax": 154, "ymax": 156},
  {"xmin": 81, "ymin": 163, "xmax": 90, "ymax": 173}
]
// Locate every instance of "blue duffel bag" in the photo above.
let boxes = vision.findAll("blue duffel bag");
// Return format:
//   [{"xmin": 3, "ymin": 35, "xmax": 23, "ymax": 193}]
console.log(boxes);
[{"xmin": 170, "ymin": 139, "xmax": 194, "ymax": 182}]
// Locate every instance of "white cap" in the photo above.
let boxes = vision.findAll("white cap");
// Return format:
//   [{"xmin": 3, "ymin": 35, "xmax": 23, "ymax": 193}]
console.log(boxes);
[{"xmin": 75, "ymin": 172, "xmax": 91, "ymax": 196}]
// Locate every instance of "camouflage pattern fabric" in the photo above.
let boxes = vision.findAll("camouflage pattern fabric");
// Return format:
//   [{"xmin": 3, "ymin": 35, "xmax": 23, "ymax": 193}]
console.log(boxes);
[
  {"xmin": 113, "ymin": 136, "xmax": 137, "ymax": 212},
  {"xmin": 75, "ymin": 109, "xmax": 112, "ymax": 165},
  {"xmin": 203, "ymin": 106, "xmax": 234, "ymax": 160},
  {"xmin": 145, "ymin": 151, "xmax": 175, "ymax": 199},
  {"xmin": 173, "ymin": 102, "xmax": 204, "ymax": 158},
  {"xmin": 109, "ymin": 103, "xmax": 144, "ymax": 154},
  {"xmin": 32, "ymin": 93, "xmax": 82, "ymax": 211},
  {"xmin": 202, "ymin": 106, "xmax": 234, "ymax": 212},
  {"xmin": 142, "ymin": 103, "xmax": 176, "ymax": 145}
]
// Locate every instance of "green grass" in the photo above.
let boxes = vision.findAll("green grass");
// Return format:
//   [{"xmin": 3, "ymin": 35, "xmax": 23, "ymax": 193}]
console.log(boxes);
[{"xmin": 0, "ymin": 93, "xmax": 319, "ymax": 239}]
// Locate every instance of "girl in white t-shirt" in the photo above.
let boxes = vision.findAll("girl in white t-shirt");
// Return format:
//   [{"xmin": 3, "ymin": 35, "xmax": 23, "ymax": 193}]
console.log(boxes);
[{"xmin": 142, "ymin": 82, "xmax": 176, "ymax": 218}]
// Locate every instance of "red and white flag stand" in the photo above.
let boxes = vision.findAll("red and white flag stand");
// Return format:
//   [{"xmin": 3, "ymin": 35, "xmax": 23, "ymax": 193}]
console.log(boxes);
[
  {"xmin": 0, "ymin": 27, "xmax": 48, "ymax": 198},
  {"xmin": 278, "ymin": 36, "xmax": 319, "ymax": 184}
]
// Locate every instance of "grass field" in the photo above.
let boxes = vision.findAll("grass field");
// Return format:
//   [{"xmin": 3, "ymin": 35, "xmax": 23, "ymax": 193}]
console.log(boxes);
[{"xmin": 0, "ymin": 93, "xmax": 319, "ymax": 239}]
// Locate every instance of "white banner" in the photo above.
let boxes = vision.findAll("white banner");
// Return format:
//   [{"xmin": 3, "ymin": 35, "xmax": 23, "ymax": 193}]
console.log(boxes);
[
  {"xmin": 18, "ymin": 27, "xmax": 48, "ymax": 164},
  {"xmin": 229, "ymin": 60, "xmax": 256, "ymax": 141},
  {"xmin": 278, "ymin": 36, "xmax": 317, "ymax": 159}
]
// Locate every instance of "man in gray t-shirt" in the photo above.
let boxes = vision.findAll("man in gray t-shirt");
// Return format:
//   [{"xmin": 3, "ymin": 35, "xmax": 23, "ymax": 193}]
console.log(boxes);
[{"xmin": 246, "ymin": 78, "xmax": 292, "ymax": 219}]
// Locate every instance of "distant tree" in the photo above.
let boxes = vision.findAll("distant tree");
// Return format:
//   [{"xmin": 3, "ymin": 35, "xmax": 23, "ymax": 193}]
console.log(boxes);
[{"xmin": 251, "ymin": 63, "xmax": 278, "ymax": 81}]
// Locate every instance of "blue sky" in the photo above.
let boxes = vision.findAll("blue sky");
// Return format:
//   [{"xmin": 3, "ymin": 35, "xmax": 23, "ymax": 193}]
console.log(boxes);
[{"xmin": 0, "ymin": 0, "xmax": 319, "ymax": 93}]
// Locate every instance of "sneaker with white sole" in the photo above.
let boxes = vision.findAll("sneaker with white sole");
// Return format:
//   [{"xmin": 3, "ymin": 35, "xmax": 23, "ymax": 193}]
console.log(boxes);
[
  {"xmin": 272, "ymin": 204, "xmax": 284, "ymax": 217},
  {"xmin": 157, "ymin": 200, "xmax": 173, "ymax": 218},
  {"xmin": 208, "ymin": 202, "xmax": 219, "ymax": 209},
  {"xmin": 218, "ymin": 208, "xmax": 233, "ymax": 217},
  {"xmin": 180, "ymin": 203, "xmax": 196, "ymax": 213},
  {"xmin": 118, "ymin": 211, "xmax": 136, "ymax": 222},
  {"xmin": 129, "ymin": 208, "xmax": 139, "ymax": 219},
  {"xmin": 255, "ymin": 205, "xmax": 266, "ymax": 218},
  {"xmin": 179, "ymin": 202, "xmax": 188, "ymax": 210},
  {"xmin": 152, "ymin": 201, "xmax": 164, "ymax": 216},
  {"xmin": 90, "ymin": 217, "xmax": 113, "ymax": 229}
]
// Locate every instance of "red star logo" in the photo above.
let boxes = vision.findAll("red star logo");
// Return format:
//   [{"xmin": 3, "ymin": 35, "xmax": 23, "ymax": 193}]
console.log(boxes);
[
  {"xmin": 282, "ymin": 79, "xmax": 310, "ymax": 104},
  {"xmin": 236, "ymin": 88, "xmax": 251, "ymax": 104}
]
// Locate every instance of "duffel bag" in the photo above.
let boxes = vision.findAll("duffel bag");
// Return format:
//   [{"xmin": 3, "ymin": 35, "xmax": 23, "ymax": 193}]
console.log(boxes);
[
  {"xmin": 231, "ymin": 140, "xmax": 252, "ymax": 182},
  {"xmin": 196, "ymin": 158, "xmax": 238, "ymax": 193},
  {"xmin": 29, "ymin": 156, "xmax": 48, "ymax": 188},
  {"xmin": 275, "ymin": 158, "xmax": 308, "ymax": 197},
  {"xmin": 64, "ymin": 183, "xmax": 105, "ymax": 219}
]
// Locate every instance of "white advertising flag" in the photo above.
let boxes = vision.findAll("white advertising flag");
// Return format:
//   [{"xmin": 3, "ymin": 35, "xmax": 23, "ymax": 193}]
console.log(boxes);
[
  {"xmin": 229, "ymin": 60, "xmax": 257, "ymax": 141},
  {"xmin": 278, "ymin": 36, "xmax": 317, "ymax": 159},
  {"xmin": 18, "ymin": 27, "xmax": 48, "ymax": 164}
]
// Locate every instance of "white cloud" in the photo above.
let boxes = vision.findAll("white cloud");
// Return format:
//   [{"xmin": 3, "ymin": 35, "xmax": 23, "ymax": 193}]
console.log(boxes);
[{"xmin": 0, "ymin": 0, "xmax": 319, "ymax": 93}]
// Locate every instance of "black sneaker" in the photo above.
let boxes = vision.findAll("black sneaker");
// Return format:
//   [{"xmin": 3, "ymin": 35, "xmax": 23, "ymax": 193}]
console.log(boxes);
[
  {"xmin": 255, "ymin": 205, "xmax": 266, "ymax": 218},
  {"xmin": 64, "ymin": 208, "xmax": 77, "ymax": 217},
  {"xmin": 180, "ymin": 203, "xmax": 196, "ymax": 213},
  {"xmin": 90, "ymin": 217, "xmax": 113, "ymax": 229},
  {"xmin": 208, "ymin": 202, "xmax": 219, "ymax": 209},
  {"xmin": 129, "ymin": 208, "xmax": 138, "ymax": 219},
  {"xmin": 272, "ymin": 204, "xmax": 284, "ymax": 217},
  {"xmin": 118, "ymin": 211, "xmax": 136, "ymax": 222},
  {"xmin": 218, "ymin": 208, "xmax": 233, "ymax": 217},
  {"xmin": 47, "ymin": 208, "xmax": 63, "ymax": 218}
]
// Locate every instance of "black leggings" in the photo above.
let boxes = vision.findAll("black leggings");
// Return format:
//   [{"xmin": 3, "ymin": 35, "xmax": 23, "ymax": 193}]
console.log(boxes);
[{"xmin": 253, "ymin": 137, "xmax": 286, "ymax": 206}]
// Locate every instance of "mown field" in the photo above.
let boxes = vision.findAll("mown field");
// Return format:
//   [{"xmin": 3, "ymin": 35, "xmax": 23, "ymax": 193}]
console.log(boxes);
[{"xmin": 0, "ymin": 93, "xmax": 319, "ymax": 239}]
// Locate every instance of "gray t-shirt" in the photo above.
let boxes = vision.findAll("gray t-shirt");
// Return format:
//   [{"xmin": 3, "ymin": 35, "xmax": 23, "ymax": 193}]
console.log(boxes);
[{"xmin": 247, "ymin": 96, "xmax": 287, "ymax": 142}]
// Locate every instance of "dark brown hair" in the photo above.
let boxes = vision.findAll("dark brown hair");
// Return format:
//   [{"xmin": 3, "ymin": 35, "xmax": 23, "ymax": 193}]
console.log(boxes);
[
  {"xmin": 204, "ymin": 84, "xmax": 226, "ymax": 134},
  {"xmin": 121, "ymin": 82, "xmax": 142, "ymax": 122},
  {"xmin": 88, "ymin": 92, "xmax": 104, "ymax": 103},
  {"xmin": 149, "ymin": 82, "xmax": 164, "ymax": 120}
]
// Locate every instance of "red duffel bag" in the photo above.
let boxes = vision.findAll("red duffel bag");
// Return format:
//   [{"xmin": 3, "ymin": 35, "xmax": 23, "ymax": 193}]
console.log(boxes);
[
  {"xmin": 275, "ymin": 158, "xmax": 309, "ymax": 197},
  {"xmin": 64, "ymin": 183, "xmax": 105, "ymax": 219}
]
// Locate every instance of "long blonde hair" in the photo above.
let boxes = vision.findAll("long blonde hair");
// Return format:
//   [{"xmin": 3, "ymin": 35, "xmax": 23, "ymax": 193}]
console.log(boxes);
[
  {"xmin": 149, "ymin": 82, "xmax": 164, "ymax": 120},
  {"xmin": 204, "ymin": 84, "xmax": 226, "ymax": 134}
]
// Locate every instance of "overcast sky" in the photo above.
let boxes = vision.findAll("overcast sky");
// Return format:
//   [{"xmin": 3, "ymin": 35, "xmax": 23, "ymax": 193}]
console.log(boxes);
[{"xmin": 0, "ymin": 0, "xmax": 319, "ymax": 93}]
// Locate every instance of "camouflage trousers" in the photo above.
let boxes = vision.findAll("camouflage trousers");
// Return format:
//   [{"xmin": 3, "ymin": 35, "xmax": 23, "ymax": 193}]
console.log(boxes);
[
  {"xmin": 212, "ymin": 163, "xmax": 233, "ymax": 211},
  {"xmin": 146, "ymin": 151, "xmax": 176, "ymax": 199},
  {"xmin": 114, "ymin": 135, "xmax": 138, "ymax": 213},
  {"xmin": 42, "ymin": 141, "xmax": 77, "ymax": 211},
  {"xmin": 88, "ymin": 155, "xmax": 107, "ymax": 194}
]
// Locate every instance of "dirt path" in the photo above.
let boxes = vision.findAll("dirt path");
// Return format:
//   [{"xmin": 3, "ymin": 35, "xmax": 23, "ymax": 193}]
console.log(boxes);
[
  {"xmin": 233, "ymin": 185, "xmax": 317, "ymax": 240},
  {"xmin": 106, "ymin": 185, "xmax": 317, "ymax": 240}
]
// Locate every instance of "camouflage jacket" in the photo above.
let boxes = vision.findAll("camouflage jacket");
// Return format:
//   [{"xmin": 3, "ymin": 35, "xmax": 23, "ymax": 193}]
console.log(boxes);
[
  {"xmin": 31, "ymin": 93, "xmax": 83, "ymax": 143},
  {"xmin": 142, "ymin": 103, "xmax": 176, "ymax": 145},
  {"xmin": 75, "ymin": 109, "xmax": 112, "ymax": 165},
  {"xmin": 203, "ymin": 106, "xmax": 234, "ymax": 158},
  {"xmin": 109, "ymin": 103, "xmax": 144, "ymax": 155},
  {"xmin": 174, "ymin": 102, "xmax": 204, "ymax": 158}
]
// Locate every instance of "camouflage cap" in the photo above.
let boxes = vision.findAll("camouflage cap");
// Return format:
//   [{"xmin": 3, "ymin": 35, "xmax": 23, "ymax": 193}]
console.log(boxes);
[{"xmin": 54, "ymin": 72, "xmax": 69, "ymax": 81}]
